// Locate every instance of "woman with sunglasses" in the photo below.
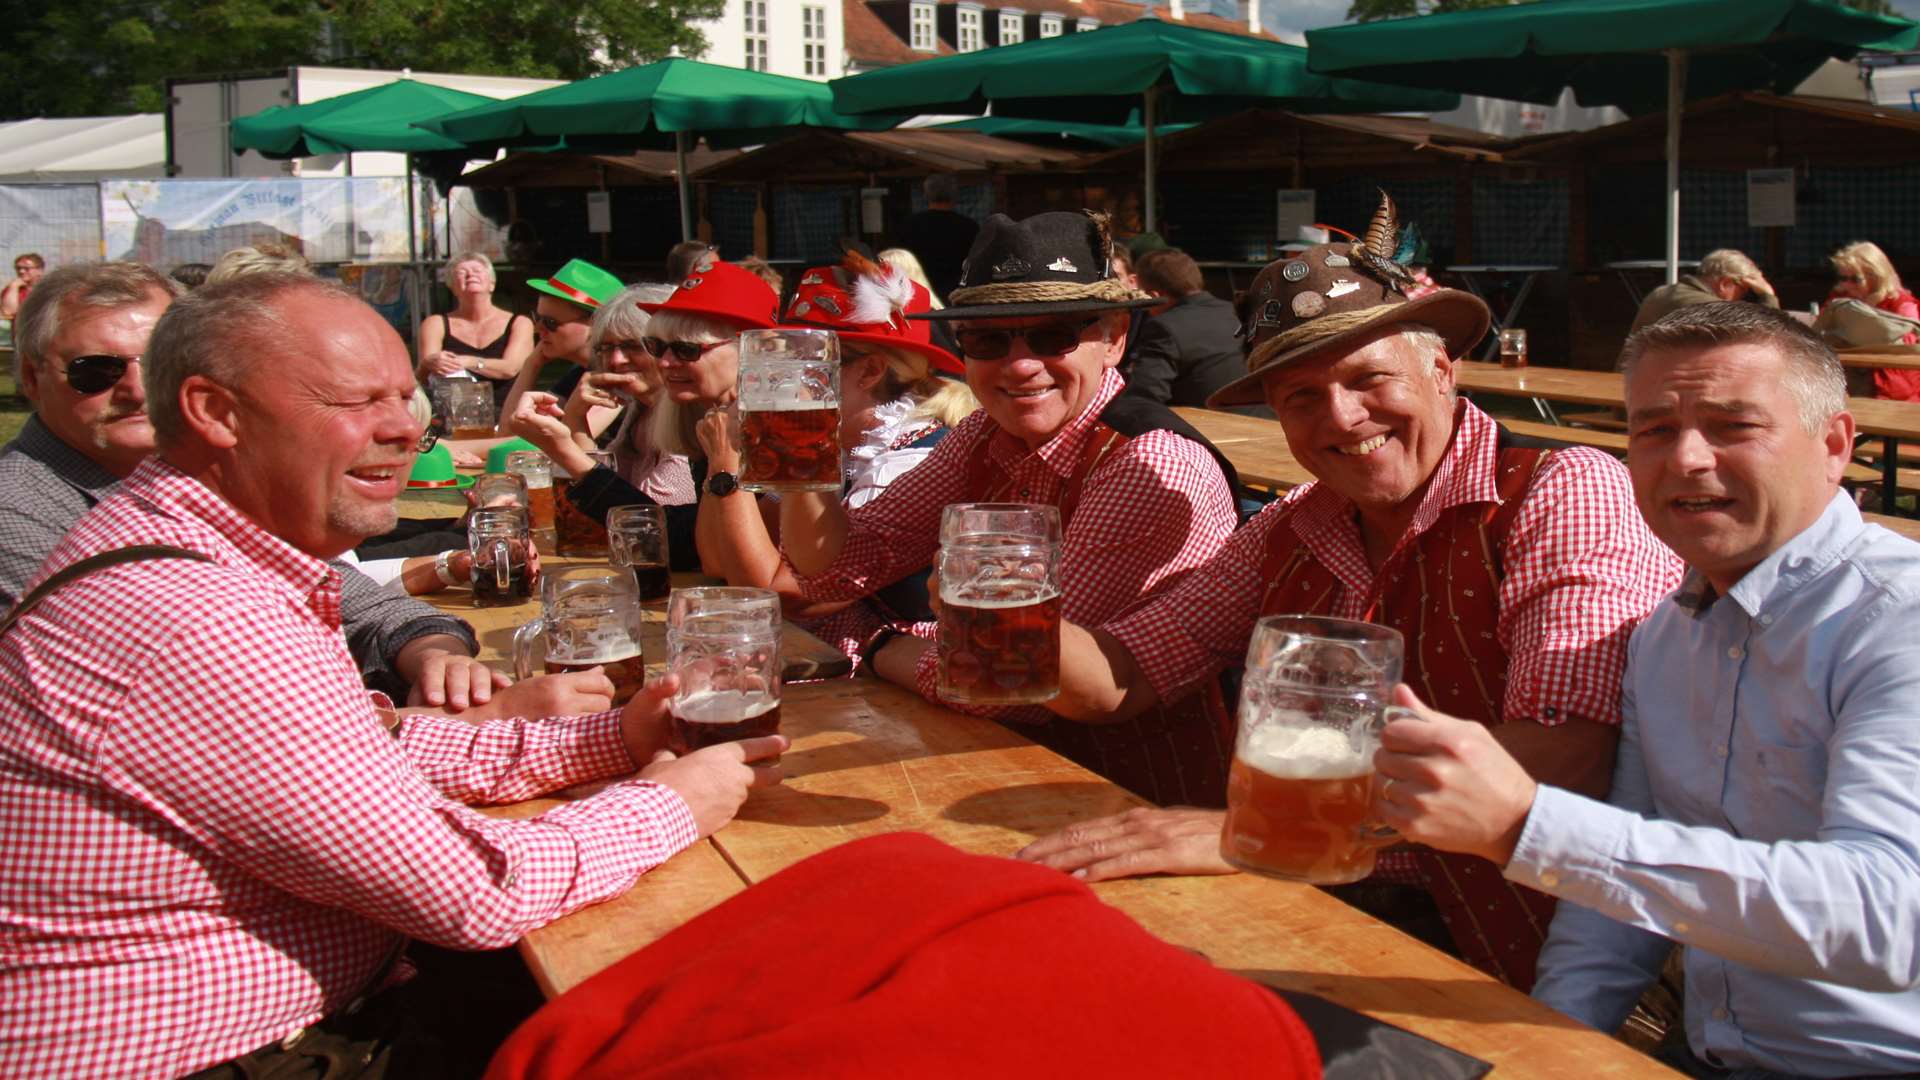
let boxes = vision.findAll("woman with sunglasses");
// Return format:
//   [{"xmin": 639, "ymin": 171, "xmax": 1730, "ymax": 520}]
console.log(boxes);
[
  {"xmin": 1824, "ymin": 241, "xmax": 1920, "ymax": 399},
  {"xmin": 416, "ymin": 252, "xmax": 533, "ymax": 411},
  {"xmin": 509, "ymin": 258, "xmax": 778, "ymax": 571},
  {"xmin": 692, "ymin": 255, "xmax": 978, "ymax": 659}
]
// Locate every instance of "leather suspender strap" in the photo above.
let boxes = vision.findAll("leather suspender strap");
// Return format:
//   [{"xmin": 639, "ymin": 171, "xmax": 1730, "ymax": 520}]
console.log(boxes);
[{"xmin": 0, "ymin": 545, "xmax": 212, "ymax": 638}]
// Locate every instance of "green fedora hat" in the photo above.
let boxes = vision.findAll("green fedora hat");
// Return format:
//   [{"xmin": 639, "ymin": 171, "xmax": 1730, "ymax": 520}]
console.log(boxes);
[
  {"xmin": 486, "ymin": 437, "xmax": 540, "ymax": 473},
  {"xmin": 529, "ymin": 258, "xmax": 623, "ymax": 310},
  {"xmin": 407, "ymin": 442, "xmax": 475, "ymax": 490}
]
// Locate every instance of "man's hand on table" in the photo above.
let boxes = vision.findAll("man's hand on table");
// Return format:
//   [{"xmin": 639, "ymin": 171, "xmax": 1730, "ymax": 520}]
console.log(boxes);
[
  {"xmin": 459, "ymin": 669, "xmax": 616, "ymax": 722},
  {"xmin": 1015, "ymin": 807, "xmax": 1236, "ymax": 882},
  {"xmin": 399, "ymin": 636, "xmax": 509, "ymax": 710},
  {"xmin": 625, "ymin": 674, "xmax": 787, "ymax": 837},
  {"xmin": 1374, "ymin": 685, "xmax": 1537, "ymax": 868}
]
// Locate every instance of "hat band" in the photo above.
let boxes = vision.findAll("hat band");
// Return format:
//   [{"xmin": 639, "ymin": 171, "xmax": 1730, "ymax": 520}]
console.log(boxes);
[
  {"xmin": 407, "ymin": 477, "xmax": 465, "ymax": 488},
  {"xmin": 948, "ymin": 277, "xmax": 1146, "ymax": 308},
  {"xmin": 545, "ymin": 279, "xmax": 602, "ymax": 308},
  {"xmin": 1247, "ymin": 303, "xmax": 1406, "ymax": 374}
]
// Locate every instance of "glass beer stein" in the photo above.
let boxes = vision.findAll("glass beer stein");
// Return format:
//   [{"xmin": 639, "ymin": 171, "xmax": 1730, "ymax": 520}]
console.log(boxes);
[
  {"xmin": 736, "ymin": 328, "xmax": 842, "ymax": 493},
  {"xmin": 1219, "ymin": 615, "xmax": 1414, "ymax": 885},
  {"xmin": 472, "ymin": 471, "xmax": 528, "ymax": 511},
  {"xmin": 666, "ymin": 587, "xmax": 782, "ymax": 754},
  {"xmin": 504, "ymin": 449, "xmax": 557, "ymax": 552},
  {"xmin": 608, "ymin": 504, "xmax": 671, "ymax": 602},
  {"xmin": 935, "ymin": 503, "xmax": 1063, "ymax": 706},
  {"xmin": 444, "ymin": 378, "xmax": 496, "ymax": 440},
  {"xmin": 512, "ymin": 566, "xmax": 647, "ymax": 706},
  {"xmin": 553, "ymin": 449, "xmax": 613, "ymax": 557},
  {"xmin": 467, "ymin": 506, "xmax": 533, "ymax": 607}
]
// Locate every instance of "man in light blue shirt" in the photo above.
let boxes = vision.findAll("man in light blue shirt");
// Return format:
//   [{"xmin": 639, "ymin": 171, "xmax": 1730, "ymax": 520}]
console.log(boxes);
[{"xmin": 1370, "ymin": 301, "xmax": 1920, "ymax": 1078}]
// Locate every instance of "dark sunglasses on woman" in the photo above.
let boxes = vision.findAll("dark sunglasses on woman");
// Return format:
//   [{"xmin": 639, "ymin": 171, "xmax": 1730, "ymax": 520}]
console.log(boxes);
[
  {"xmin": 953, "ymin": 317, "xmax": 1101, "ymax": 362},
  {"xmin": 57, "ymin": 354, "xmax": 139, "ymax": 395},
  {"xmin": 641, "ymin": 337, "xmax": 728, "ymax": 362}
]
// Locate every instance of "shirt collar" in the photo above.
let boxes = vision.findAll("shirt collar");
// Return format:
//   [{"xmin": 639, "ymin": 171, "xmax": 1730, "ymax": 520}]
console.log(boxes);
[
  {"xmin": 1291, "ymin": 397, "xmax": 1498, "ymax": 539},
  {"xmin": 123, "ymin": 457, "xmax": 341, "ymax": 607},
  {"xmin": 1678, "ymin": 490, "xmax": 1864, "ymax": 618},
  {"xmin": 15, "ymin": 413, "xmax": 123, "ymax": 502},
  {"xmin": 986, "ymin": 366, "xmax": 1125, "ymax": 477}
]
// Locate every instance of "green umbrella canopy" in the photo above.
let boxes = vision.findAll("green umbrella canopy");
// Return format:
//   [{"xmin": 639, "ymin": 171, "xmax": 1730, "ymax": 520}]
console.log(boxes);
[
  {"xmin": 830, "ymin": 18, "xmax": 1459, "ymax": 124},
  {"xmin": 932, "ymin": 115, "xmax": 1196, "ymax": 149},
  {"xmin": 418, "ymin": 56, "xmax": 902, "ymax": 152},
  {"xmin": 230, "ymin": 79, "xmax": 496, "ymax": 157},
  {"xmin": 1306, "ymin": 0, "xmax": 1920, "ymax": 116}
]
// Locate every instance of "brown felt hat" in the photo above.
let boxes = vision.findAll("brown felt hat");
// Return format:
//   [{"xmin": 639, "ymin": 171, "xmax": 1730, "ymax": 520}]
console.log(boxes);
[{"xmin": 1206, "ymin": 196, "xmax": 1489, "ymax": 408}]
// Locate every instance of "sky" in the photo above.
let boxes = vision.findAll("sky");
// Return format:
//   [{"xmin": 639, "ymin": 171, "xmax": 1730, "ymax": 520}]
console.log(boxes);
[{"xmin": 1227, "ymin": 0, "xmax": 1920, "ymax": 42}]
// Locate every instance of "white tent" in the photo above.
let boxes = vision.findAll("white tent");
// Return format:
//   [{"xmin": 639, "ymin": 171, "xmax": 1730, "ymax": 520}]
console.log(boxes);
[{"xmin": 0, "ymin": 115, "xmax": 166, "ymax": 182}]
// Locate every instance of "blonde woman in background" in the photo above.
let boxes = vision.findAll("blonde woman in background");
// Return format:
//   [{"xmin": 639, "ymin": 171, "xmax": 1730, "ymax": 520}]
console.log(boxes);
[
  {"xmin": 1826, "ymin": 240, "xmax": 1920, "ymax": 398},
  {"xmin": 416, "ymin": 252, "xmax": 533, "ymax": 408},
  {"xmin": 205, "ymin": 243, "xmax": 310, "ymax": 285}
]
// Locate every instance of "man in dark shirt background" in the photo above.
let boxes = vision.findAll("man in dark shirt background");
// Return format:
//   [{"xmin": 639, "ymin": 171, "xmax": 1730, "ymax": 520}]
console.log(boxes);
[
  {"xmin": 896, "ymin": 174, "xmax": 978, "ymax": 304},
  {"xmin": 1121, "ymin": 248, "xmax": 1244, "ymax": 408}
]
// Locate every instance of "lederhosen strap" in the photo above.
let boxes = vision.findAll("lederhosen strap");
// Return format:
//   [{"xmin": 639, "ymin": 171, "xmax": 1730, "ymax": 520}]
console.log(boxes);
[{"xmin": 0, "ymin": 545, "xmax": 212, "ymax": 638}]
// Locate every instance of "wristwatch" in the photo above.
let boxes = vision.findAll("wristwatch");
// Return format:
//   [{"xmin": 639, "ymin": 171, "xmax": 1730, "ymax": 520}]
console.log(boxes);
[
  {"xmin": 433, "ymin": 549, "xmax": 461, "ymax": 587},
  {"xmin": 706, "ymin": 470, "xmax": 739, "ymax": 497}
]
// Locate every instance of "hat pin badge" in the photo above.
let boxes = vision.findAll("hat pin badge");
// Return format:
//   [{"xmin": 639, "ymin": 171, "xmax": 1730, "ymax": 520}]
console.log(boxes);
[
  {"xmin": 1047, "ymin": 256, "xmax": 1077, "ymax": 273},
  {"xmin": 1326, "ymin": 279, "xmax": 1361, "ymax": 299}
]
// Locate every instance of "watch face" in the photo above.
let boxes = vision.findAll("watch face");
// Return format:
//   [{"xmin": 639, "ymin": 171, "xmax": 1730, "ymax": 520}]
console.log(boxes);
[{"xmin": 708, "ymin": 471, "xmax": 738, "ymax": 497}]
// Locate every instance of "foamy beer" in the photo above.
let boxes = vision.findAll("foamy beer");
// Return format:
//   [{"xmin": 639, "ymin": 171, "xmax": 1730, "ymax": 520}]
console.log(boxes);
[
  {"xmin": 467, "ymin": 506, "xmax": 532, "ymax": 607},
  {"xmin": 553, "ymin": 449, "xmax": 613, "ymax": 557},
  {"xmin": 608, "ymin": 504, "xmax": 671, "ymax": 601},
  {"xmin": 504, "ymin": 450, "xmax": 557, "ymax": 551},
  {"xmin": 936, "ymin": 503, "xmax": 1063, "ymax": 706},
  {"xmin": 666, "ymin": 587, "xmax": 782, "ymax": 754},
  {"xmin": 512, "ymin": 566, "xmax": 647, "ymax": 706},
  {"xmin": 736, "ymin": 328, "xmax": 842, "ymax": 493},
  {"xmin": 1220, "ymin": 616, "xmax": 1413, "ymax": 884}
]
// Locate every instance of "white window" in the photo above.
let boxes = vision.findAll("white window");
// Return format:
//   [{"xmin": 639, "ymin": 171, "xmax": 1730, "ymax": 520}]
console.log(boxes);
[
  {"xmin": 957, "ymin": 7, "xmax": 983, "ymax": 52},
  {"xmin": 1039, "ymin": 14, "xmax": 1063, "ymax": 37},
  {"xmin": 743, "ymin": 0, "xmax": 769, "ymax": 71},
  {"xmin": 999, "ymin": 12, "xmax": 1023, "ymax": 44},
  {"xmin": 1076, "ymin": 16, "xmax": 1099, "ymax": 31},
  {"xmin": 910, "ymin": 1, "xmax": 936, "ymax": 51},
  {"xmin": 803, "ymin": 5, "xmax": 827, "ymax": 76}
]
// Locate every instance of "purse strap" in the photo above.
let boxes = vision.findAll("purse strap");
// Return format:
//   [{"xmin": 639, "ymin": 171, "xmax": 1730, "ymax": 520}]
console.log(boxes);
[{"xmin": 0, "ymin": 545, "xmax": 212, "ymax": 639}]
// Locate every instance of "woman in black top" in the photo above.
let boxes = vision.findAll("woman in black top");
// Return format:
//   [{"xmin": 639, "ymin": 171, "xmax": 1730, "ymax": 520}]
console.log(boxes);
[{"xmin": 417, "ymin": 252, "xmax": 533, "ymax": 409}]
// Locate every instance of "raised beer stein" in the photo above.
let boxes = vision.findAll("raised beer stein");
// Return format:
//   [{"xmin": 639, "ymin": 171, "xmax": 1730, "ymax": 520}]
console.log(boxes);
[
  {"xmin": 736, "ymin": 328, "xmax": 842, "ymax": 493},
  {"xmin": 665, "ymin": 587, "xmax": 782, "ymax": 755},
  {"xmin": 445, "ymin": 378, "xmax": 496, "ymax": 440},
  {"xmin": 467, "ymin": 506, "xmax": 533, "ymax": 607},
  {"xmin": 608, "ymin": 504, "xmax": 670, "ymax": 602},
  {"xmin": 504, "ymin": 449, "xmax": 557, "ymax": 552},
  {"xmin": 512, "ymin": 565, "xmax": 647, "ymax": 706},
  {"xmin": 553, "ymin": 449, "xmax": 613, "ymax": 557},
  {"xmin": 473, "ymin": 471, "xmax": 528, "ymax": 511},
  {"xmin": 935, "ymin": 503, "xmax": 1063, "ymax": 706},
  {"xmin": 1220, "ymin": 615, "xmax": 1416, "ymax": 885}
]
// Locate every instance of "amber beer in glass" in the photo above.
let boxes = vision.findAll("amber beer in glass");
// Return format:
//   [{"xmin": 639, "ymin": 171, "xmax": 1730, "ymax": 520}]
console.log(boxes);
[
  {"xmin": 1220, "ymin": 616, "xmax": 1413, "ymax": 884},
  {"xmin": 467, "ymin": 507, "xmax": 533, "ymax": 607},
  {"xmin": 667, "ymin": 587, "xmax": 782, "ymax": 754},
  {"xmin": 445, "ymin": 378, "xmax": 496, "ymax": 439},
  {"xmin": 513, "ymin": 566, "xmax": 646, "ymax": 705},
  {"xmin": 553, "ymin": 450, "xmax": 613, "ymax": 557},
  {"xmin": 936, "ymin": 504, "xmax": 1063, "ymax": 706},
  {"xmin": 736, "ymin": 329, "xmax": 842, "ymax": 493},
  {"xmin": 505, "ymin": 450, "xmax": 556, "ymax": 552},
  {"xmin": 1499, "ymin": 327, "xmax": 1528, "ymax": 370}
]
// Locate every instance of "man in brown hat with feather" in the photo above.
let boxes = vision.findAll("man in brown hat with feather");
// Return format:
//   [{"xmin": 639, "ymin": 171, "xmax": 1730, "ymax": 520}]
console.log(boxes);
[{"xmin": 1016, "ymin": 195, "xmax": 1684, "ymax": 991}]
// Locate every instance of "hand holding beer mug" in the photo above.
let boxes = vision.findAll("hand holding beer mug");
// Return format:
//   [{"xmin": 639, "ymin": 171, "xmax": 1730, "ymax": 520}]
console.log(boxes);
[
  {"xmin": 608, "ymin": 504, "xmax": 671, "ymax": 601},
  {"xmin": 513, "ymin": 566, "xmax": 648, "ymax": 706},
  {"xmin": 468, "ymin": 506, "xmax": 533, "ymax": 607},
  {"xmin": 736, "ymin": 328, "xmax": 842, "ymax": 493},
  {"xmin": 936, "ymin": 503, "xmax": 1063, "ymax": 705},
  {"xmin": 666, "ymin": 587, "xmax": 782, "ymax": 755},
  {"xmin": 1220, "ymin": 616, "xmax": 1416, "ymax": 884}
]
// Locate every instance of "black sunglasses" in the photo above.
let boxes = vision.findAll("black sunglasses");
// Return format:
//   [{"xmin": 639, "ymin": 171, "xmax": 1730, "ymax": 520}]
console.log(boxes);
[
  {"xmin": 592, "ymin": 339, "xmax": 650, "ymax": 361},
  {"xmin": 59, "ymin": 354, "xmax": 139, "ymax": 395},
  {"xmin": 533, "ymin": 312, "xmax": 587, "ymax": 334},
  {"xmin": 953, "ymin": 317, "xmax": 1101, "ymax": 361},
  {"xmin": 642, "ymin": 337, "xmax": 728, "ymax": 362}
]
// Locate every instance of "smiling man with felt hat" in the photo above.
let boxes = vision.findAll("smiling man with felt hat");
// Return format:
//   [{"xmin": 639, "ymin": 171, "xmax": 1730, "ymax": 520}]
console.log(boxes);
[
  {"xmin": 775, "ymin": 209, "xmax": 1245, "ymax": 808},
  {"xmin": 1016, "ymin": 193, "xmax": 1683, "ymax": 994}
]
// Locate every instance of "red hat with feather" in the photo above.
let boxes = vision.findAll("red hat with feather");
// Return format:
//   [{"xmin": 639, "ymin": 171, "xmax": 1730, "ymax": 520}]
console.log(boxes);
[{"xmin": 781, "ymin": 253, "xmax": 963, "ymax": 377}]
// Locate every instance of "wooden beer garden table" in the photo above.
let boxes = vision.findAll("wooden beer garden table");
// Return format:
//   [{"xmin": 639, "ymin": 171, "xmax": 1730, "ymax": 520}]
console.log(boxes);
[
  {"xmin": 478, "ymin": 675, "xmax": 1674, "ymax": 1077},
  {"xmin": 1169, "ymin": 406, "xmax": 1314, "ymax": 493}
]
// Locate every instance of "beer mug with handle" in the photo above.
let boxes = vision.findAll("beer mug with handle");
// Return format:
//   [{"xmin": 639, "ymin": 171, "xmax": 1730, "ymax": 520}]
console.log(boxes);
[
  {"xmin": 512, "ymin": 566, "xmax": 647, "ymax": 705},
  {"xmin": 467, "ymin": 506, "xmax": 532, "ymax": 607},
  {"xmin": 666, "ymin": 587, "xmax": 782, "ymax": 755},
  {"xmin": 505, "ymin": 450, "xmax": 557, "ymax": 550},
  {"xmin": 736, "ymin": 328, "xmax": 842, "ymax": 493},
  {"xmin": 1220, "ymin": 615, "xmax": 1415, "ymax": 884},
  {"xmin": 608, "ymin": 504, "xmax": 670, "ymax": 602},
  {"xmin": 935, "ymin": 503, "xmax": 1063, "ymax": 706},
  {"xmin": 445, "ymin": 378, "xmax": 496, "ymax": 439}
]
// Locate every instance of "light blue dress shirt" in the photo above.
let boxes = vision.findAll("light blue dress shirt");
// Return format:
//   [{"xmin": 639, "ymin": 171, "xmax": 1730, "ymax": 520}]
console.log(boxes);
[{"xmin": 1507, "ymin": 493, "xmax": 1920, "ymax": 1077}]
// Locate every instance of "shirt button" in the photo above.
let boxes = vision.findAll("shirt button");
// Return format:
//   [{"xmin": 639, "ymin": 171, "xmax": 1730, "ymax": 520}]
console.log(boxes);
[
  {"xmin": 1673, "ymin": 921, "xmax": 1690, "ymax": 934},
  {"xmin": 1538, "ymin": 871, "xmax": 1560, "ymax": 887},
  {"xmin": 1727, "ymin": 645, "xmax": 1744, "ymax": 660},
  {"xmin": 1715, "ymin": 744, "xmax": 1728, "ymax": 758},
  {"xmin": 1759, "ymin": 614, "xmax": 1775, "ymax": 626},
  {"xmin": 1712, "ymin": 1007, "xmax": 1729, "ymax": 1022}
]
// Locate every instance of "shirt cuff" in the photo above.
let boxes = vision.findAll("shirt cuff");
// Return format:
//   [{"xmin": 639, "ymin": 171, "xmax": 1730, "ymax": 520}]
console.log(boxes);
[
  {"xmin": 568, "ymin": 708, "xmax": 643, "ymax": 779},
  {"xmin": 1503, "ymin": 784, "xmax": 1632, "ymax": 902}
]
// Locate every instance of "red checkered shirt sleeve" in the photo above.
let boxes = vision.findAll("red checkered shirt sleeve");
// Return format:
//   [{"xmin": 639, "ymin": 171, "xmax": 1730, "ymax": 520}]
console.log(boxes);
[
  {"xmin": 396, "ymin": 708, "xmax": 640, "ymax": 805},
  {"xmin": 1496, "ymin": 447, "xmax": 1684, "ymax": 726},
  {"xmin": 107, "ymin": 595, "xmax": 697, "ymax": 951},
  {"xmin": 1105, "ymin": 497, "xmax": 1295, "ymax": 707},
  {"xmin": 791, "ymin": 411, "xmax": 988, "ymax": 604},
  {"xmin": 911, "ymin": 428, "xmax": 1240, "ymax": 719}
]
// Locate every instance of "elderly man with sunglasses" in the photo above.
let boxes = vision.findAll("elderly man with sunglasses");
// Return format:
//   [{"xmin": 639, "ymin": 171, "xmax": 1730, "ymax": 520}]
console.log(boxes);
[
  {"xmin": 777, "ymin": 211, "xmax": 1244, "ymax": 807},
  {"xmin": 0, "ymin": 262, "xmax": 557, "ymax": 716}
]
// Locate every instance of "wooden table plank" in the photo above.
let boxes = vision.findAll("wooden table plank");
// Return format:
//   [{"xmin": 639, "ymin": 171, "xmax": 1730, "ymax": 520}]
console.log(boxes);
[
  {"xmin": 419, "ymin": 560, "xmax": 853, "ymax": 681},
  {"xmin": 1837, "ymin": 345, "xmax": 1920, "ymax": 372},
  {"xmin": 1171, "ymin": 406, "xmax": 1315, "ymax": 491}
]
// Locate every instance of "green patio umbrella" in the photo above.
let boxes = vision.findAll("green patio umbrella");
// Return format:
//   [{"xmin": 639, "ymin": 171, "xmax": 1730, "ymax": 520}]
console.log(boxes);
[
  {"xmin": 419, "ymin": 57, "xmax": 905, "ymax": 240},
  {"xmin": 830, "ymin": 17, "xmax": 1458, "ymax": 232},
  {"xmin": 932, "ymin": 115, "xmax": 1195, "ymax": 150},
  {"xmin": 1306, "ymin": 0, "xmax": 1920, "ymax": 282}
]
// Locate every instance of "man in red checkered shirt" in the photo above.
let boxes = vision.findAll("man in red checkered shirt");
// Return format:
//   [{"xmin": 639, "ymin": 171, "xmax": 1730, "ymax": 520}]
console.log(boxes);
[
  {"xmin": 772, "ymin": 212, "xmax": 1242, "ymax": 806},
  {"xmin": 1017, "ymin": 199, "xmax": 1683, "ymax": 991},
  {"xmin": 0, "ymin": 273, "xmax": 785, "ymax": 1079}
]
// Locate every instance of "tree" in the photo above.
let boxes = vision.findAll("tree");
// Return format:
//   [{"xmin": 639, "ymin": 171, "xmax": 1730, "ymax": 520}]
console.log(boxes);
[
  {"xmin": 0, "ymin": 0, "xmax": 722, "ymax": 120},
  {"xmin": 1349, "ymin": 0, "xmax": 1896, "ymax": 19}
]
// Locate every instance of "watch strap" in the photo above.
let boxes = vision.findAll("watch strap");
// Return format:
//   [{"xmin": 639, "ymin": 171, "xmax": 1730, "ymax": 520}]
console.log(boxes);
[{"xmin": 433, "ymin": 549, "xmax": 460, "ymax": 587}]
